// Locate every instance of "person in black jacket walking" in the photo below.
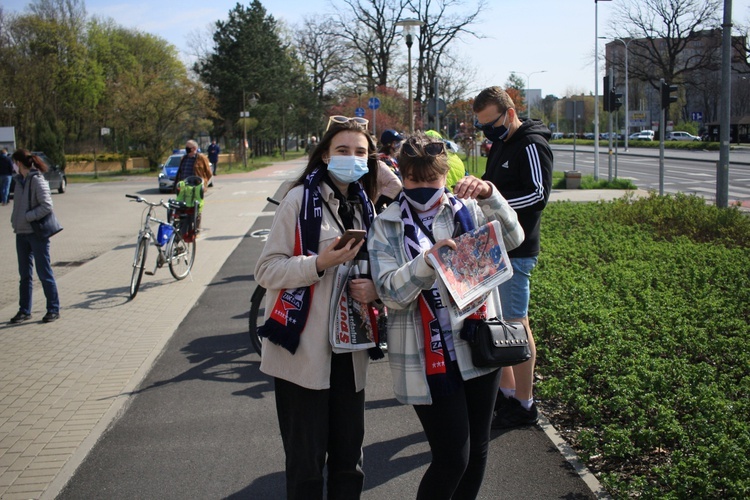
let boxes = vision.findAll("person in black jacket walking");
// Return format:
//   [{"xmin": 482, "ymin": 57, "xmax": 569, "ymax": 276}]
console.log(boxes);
[
  {"xmin": 473, "ymin": 86, "xmax": 553, "ymax": 428},
  {"xmin": 0, "ymin": 148, "xmax": 13, "ymax": 205}
]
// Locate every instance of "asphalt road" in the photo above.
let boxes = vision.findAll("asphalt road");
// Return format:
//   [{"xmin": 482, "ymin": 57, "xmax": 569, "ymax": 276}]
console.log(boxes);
[{"xmin": 54, "ymin": 183, "xmax": 599, "ymax": 499}]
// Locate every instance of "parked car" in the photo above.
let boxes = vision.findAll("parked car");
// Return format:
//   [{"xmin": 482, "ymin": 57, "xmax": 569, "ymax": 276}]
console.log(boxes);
[
  {"xmin": 667, "ymin": 131, "xmax": 701, "ymax": 141},
  {"xmin": 583, "ymin": 133, "xmax": 596, "ymax": 140},
  {"xmin": 158, "ymin": 153, "xmax": 183, "ymax": 193},
  {"xmin": 480, "ymin": 138, "xmax": 492, "ymax": 156},
  {"xmin": 632, "ymin": 130, "xmax": 655, "ymax": 141},
  {"xmin": 9, "ymin": 152, "xmax": 67, "ymax": 197},
  {"xmin": 550, "ymin": 132, "xmax": 564, "ymax": 140}
]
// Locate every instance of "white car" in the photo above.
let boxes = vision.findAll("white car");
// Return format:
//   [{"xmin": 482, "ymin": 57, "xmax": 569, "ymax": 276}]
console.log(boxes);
[
  {"xmin": 667, "ymin": 131, "xmax": 701, "ymax": 142},
  {"xmin": 632, "ymin": 131, "xmax": 655, "ymax": 141}
]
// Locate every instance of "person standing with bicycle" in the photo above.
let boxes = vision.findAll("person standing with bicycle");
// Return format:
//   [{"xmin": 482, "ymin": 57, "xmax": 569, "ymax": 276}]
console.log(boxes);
[
  {"xmin": 175, "ymin": 140, "xmax": 212, "ymax": 230},
  {"xmin": 254, "ymin": 116, "xmax": 380, "ymax": 500}
]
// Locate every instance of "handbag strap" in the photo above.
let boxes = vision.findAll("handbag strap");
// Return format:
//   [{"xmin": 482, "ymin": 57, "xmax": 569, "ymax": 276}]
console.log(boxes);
[{"xmin": 27, "ymin": 173, "xmax": 39, "ymax": 209}]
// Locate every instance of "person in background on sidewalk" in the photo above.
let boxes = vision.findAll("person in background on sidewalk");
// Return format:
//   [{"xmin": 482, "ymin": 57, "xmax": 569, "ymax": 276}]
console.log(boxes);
[
  {"xmin": 424, "ymin": 130, "xmax": 467, "ymax": 191},
  {"xmin": 378, "ymin": 129, "xmax": 403, "ymax": 178},
  {"xmin": 0, "ymin": 148, "xmax": 13, "ymax": 206},
  {"xmin": 207, "ymin": 139, "xmax": 220, "ymax": 175},
  {"xmin": 473, "ymin": 86, "xmax": 553, "ymax": 429},
  {"xmin": 254, "ymin": 116, "xmax": 380, "ymax": 500},
  {"xmin": 368, "ymin": 133, "xmax": 524, "ymax": 499},
  {"xmin": 9, "ymin": 149, "xmax": 60, "ymax": 324}
]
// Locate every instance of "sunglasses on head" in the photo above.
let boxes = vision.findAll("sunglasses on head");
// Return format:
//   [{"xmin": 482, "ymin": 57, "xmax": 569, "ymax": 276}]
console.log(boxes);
[
  {"xmin": 325, "ymin": 115, "xmax": 369, "ymax": 132},
  {"xmin": 401, "ymin": 140, "xmax": 446, "ymax": 158}
]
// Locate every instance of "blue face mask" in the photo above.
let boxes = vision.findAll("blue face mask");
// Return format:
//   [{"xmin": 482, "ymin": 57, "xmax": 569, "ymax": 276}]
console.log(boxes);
[
  {"xmin": 403, "ymin": 186, "xmax": 444, "ymax": 211},
  {"xmin": 327, "ymin": 155, "xmax": 369, "ymax": 184}
]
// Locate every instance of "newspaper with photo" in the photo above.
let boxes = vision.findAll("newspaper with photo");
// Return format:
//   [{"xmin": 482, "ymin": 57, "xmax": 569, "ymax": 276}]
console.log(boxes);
[
  {"xmin": 427, "ymin": 220, "xmax": 513, "ymax": 310},
  {"xmin": 329, "ymin": 263, "xmax": 377, "ymax": 352}
]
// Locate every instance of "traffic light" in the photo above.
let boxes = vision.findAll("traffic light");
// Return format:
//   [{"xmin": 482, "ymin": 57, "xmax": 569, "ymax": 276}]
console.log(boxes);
[
  {"xmin": 661, "ymin": 80, "xmax": 678, "ymax": 110},
  {"xmin": 603, "ymin": 76, "xmax": 611, "ymax": 112},
  {"xmin": 610, "ymin": 90, "xmax": 623, "ymax": 111}
]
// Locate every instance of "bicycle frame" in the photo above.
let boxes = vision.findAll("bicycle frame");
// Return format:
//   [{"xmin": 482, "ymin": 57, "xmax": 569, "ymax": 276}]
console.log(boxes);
[{"xmin": 126, "ymin": 194, "xmax": 197, "ymax": 298}]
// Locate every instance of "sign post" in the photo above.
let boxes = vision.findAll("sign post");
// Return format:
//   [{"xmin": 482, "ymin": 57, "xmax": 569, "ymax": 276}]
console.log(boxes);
[{"xmin": 368, "ymin": 97, "xmax": 380, "ymax": 136}]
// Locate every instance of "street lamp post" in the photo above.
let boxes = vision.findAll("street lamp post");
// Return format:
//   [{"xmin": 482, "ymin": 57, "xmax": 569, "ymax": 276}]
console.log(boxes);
[
  {"xmin": 512, "ymin": 70, "xmax": 547, "ymax": 119},
  {"xmin": 396, "ymin": 18, "xmax": 424, "ymax": 133}
]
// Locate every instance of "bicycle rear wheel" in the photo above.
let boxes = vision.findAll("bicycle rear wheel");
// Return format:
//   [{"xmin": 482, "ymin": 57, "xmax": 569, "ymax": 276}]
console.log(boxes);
[
  {"xmin": 248, "ymin": 285, "xmax": 266, "ymax": 355},
  {"xmin": 130, "ymin": 236, "xmax": 148, "ymax": 299},
  {"xmin": 167, "ymin": 231, "xmax": 195, "ymax": 280}
]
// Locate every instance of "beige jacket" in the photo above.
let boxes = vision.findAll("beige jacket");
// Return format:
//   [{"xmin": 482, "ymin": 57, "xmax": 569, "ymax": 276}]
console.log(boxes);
[{"xmin": 254, "ymin": 182, "xmax": 371, "ymax": 391}]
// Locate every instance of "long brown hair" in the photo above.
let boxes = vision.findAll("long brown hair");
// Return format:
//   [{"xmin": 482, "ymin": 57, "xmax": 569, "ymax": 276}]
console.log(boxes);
[
  {"xmin": 294, "ymin": 120, "xmax": 379, "ymax": 200},
  {"xmin": 11, "ymin": 149, "xmax": 49, "ymax": 173}
]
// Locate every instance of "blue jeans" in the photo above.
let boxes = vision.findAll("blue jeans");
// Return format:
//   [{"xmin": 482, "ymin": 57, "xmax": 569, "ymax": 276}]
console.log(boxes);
[
  {"xmin": 499, "ymin": 256, "xmax": 538, "ymax": 320},
  {"xmin": 16, "ymin": 233, "xmax": 60, "ymax": 315},
  {"xmin": 0, "ymin": 175, "xmax": 11, "ymax": 204}
]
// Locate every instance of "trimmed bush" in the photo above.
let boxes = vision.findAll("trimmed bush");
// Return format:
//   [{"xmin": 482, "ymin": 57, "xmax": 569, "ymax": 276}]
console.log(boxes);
[{"xmin": 534, "ymin": 194, "xmax": 750, "ymax": 498}]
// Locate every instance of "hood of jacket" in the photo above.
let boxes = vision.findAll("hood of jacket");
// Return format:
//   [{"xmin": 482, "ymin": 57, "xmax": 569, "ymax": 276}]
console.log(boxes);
[{"xmin": 509, "ymin": 118, "xmax": 551, "ymax": 143}]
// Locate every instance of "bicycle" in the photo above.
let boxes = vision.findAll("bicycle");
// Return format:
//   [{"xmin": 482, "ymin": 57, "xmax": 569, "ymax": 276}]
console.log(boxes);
[{"xmin": 126, "ymin": 194, "xmax": 198, "ymax": 299}]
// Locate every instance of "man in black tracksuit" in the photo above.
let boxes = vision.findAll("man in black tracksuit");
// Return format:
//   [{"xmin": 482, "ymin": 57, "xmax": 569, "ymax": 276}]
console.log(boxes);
[{"xmin": 473, "ymin": 86, "xmax": 553, "ymax": 428}]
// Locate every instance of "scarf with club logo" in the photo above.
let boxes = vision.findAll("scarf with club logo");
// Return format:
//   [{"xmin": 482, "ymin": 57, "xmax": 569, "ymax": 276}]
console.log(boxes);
[
  {"xmin": 259, "ymin": 167, "xmax": 374, "ymax": 354},
  {"xmin": 400, "ymin": 188, "xmax": 478, "ymax": 393}
]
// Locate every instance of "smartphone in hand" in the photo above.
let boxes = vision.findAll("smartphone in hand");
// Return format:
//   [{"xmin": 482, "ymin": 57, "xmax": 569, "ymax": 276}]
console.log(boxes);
[{"xmin": 334, "ymin": 229, "xmax": 366, "ymax": 250}]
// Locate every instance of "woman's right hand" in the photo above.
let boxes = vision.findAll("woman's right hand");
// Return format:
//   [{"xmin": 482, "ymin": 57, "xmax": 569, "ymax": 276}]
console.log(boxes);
[
  {"xmin": 315, "ymin": 238, "xmax": 365, "ymax": 273},
  {"xmin": 425, "ymin": 238, "xmax": 457, "ymax": 268}
]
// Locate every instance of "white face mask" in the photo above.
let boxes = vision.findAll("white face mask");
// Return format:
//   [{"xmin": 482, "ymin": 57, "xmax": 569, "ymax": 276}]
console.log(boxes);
[{"xmin": 326, "ymin": 155, "xmax": 369, "ymax": 184}]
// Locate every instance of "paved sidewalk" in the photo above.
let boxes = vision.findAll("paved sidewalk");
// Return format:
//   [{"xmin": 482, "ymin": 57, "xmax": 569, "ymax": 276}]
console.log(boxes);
[
  {"xmin": 0, "ymin": 163, "xmax": 633, "ymax": 499},
  {"xmin": 0, "ymin": 163, "xmax": 302, "ymax": 500}
]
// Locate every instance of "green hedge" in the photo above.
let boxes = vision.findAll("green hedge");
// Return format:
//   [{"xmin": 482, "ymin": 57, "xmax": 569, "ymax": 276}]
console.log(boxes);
[
  {"xmin": 66, "ymin": 153, "xmax": 127, "ymax": 162},
  {"xmin": 533, "ymin": 193, "xmax": 750, "ymax": 498}
]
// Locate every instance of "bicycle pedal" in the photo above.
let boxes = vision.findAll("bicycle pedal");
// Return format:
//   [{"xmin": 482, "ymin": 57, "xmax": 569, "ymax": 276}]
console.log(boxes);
[{"xmin": 144, "ymin": 271, "xmax": 155, "ymax": 276}]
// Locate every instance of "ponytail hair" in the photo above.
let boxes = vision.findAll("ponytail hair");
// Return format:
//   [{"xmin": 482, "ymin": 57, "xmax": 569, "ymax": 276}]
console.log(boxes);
[{"xmin": 11, "ymin": 149, "xmax": 48, "ymax": 173}]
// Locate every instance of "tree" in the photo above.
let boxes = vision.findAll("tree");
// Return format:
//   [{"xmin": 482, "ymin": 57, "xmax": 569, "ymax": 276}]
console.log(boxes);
[
  {"xmin": 88, "ymin": 20, "xmax": 209, "ymax": 168},
  {"xmin": 408, "ymin": 0, "xmax": 486, "ymax": 103},
  {"xmin": 608, "ymin": 0, "xmax": 722, "ymax": 121},
  {"xmin": 334, "ymin": 0, "xmax": 408, "ymax": 91},
  {"xmin": 294, "ymin": 17, "xmax": 346, "ymax": 104},
  {"xmin": 195, "ymin": 1, "xmax": 311, "ymax": 153}
]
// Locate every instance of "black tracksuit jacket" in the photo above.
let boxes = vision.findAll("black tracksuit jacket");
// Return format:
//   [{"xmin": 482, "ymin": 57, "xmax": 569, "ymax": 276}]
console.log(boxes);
[{"xmin": 482, "ymin": 118, "xmax": 553, "ymax": 258}]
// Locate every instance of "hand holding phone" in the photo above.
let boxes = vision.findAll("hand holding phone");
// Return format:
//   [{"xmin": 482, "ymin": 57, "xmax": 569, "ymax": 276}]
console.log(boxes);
[{"xmin": 334, "ymin": 229, "xmax": 366, "ymax": 250}]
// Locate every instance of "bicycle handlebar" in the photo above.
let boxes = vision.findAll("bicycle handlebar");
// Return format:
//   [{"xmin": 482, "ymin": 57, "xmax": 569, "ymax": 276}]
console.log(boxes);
[
  {"xmin": 267, "ymin": 197, "xmax": 280, "ymax": 206},
  {"xmin": 125, "ymin": 194, "xmax": 169, "ymax": 208}
]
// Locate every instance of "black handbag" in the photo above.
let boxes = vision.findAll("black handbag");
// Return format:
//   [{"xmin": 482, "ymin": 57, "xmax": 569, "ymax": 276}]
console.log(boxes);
[
  {"xmin": 28, "ymin": 175, "xmax": 63, "ymax": 239},
  {"xmin": 463, "ymin": 318, "xmax": 531, "ymax": 368}
]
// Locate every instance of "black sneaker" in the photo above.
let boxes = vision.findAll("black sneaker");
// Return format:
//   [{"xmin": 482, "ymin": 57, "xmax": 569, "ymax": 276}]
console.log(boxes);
[
  {"xmin": 494, "ymin": 391, "xmax": 512, "ymax": 412},
  {"xmin": 10, "ymin": 312, "xmax": 31, "ymax": 324},
  {"xmin": 42, "ymin": 312, "xmax": 60, "ymax": 323},
  {"xmin": 492, "ymin": 397, "xmax": 539, "ymax": 429}
]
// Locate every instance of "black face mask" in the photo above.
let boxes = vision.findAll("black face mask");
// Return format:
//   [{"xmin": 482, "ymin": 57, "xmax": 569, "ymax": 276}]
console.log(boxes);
[
  {"xmin": 482, "ymin": 114, "xmax": 509, "ymax": 143},
  {"xmin": 185, "ymin": 147, "xmax": 194, "ymax": 154}
]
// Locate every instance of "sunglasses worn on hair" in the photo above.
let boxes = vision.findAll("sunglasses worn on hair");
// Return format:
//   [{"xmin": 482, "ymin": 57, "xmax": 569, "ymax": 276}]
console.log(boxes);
[
  {"xmin": 401, "ymin": 141, "xmax": 446, "ymax": 158},
  {"xmin": 325, "ymin": 115, "xmax": 369, "ymax": 132}
]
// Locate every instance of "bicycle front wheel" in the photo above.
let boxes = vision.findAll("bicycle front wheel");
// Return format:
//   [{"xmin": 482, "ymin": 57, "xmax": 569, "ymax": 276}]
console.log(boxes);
[
  {"xmin": 130, "ymin": 236, "xmax": 149, "ymax": 299},
  {"xmin": 167, "ymin": 231, "xmax": 195, "ymax": 280},
  {"xmin": 248, "ymin": 285, "xmax": 267, "ymax": 355}
]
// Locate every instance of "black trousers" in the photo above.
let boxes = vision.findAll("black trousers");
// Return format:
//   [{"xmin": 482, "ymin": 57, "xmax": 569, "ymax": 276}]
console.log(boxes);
[
  {"xmin": 274, "ymin": 353, "xmax": 365, "ymax": 500},
  {"xmin": 413, "ymin": 369, "xmax": 501, "ymax": 500}
]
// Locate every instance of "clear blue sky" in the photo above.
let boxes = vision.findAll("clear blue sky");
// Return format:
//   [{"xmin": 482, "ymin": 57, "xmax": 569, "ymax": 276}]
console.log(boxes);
[{"xmin": 4, "ymin": 0, "xmax": 750, "ymax": 98}]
